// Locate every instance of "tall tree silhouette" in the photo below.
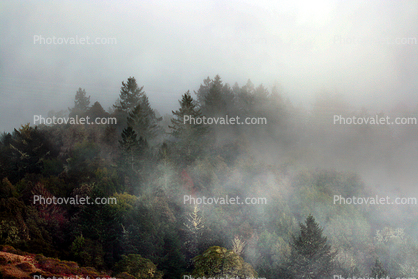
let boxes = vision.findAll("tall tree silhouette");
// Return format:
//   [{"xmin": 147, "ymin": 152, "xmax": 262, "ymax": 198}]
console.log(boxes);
[
  {"xmin": 114, "ymin": 77, "xmax": 144, "ymax": 113},
  {"xmin": 169, "ymin": 91, "xmax": 208, "ymax": 165},
  {"xmin": 287, "ymin": 214, "xmax": 336, "ymax": 278},
  {"xmin": 69, "ymin": 88, "xmax": 90, "ymax": 117}
]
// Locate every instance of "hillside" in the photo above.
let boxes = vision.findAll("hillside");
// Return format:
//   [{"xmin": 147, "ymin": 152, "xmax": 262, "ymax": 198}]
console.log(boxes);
[{"xmin": 0, "ymin": 246, "xmax": 115, "ymax": 279}]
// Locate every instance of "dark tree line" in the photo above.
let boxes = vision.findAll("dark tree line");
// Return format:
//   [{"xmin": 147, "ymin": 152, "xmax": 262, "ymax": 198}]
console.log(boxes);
[{"xmin": 0, "ymin": 75, "xmax": 417, "ymax": 279}]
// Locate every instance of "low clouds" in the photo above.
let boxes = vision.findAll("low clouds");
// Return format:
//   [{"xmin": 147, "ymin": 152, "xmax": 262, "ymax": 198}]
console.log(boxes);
[{"xmin": 0, "ymin": 0, "xmax": 417, "ymax": 132}]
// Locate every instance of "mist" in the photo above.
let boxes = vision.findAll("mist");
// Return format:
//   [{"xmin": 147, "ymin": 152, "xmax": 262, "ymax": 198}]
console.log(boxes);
[{"xmin": 1, "ymin": 1, "xmax": 418, "ymax": 279}]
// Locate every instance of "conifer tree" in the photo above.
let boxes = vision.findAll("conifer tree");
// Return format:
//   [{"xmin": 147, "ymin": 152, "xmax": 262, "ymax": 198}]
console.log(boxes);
[
  {"xmin": 169, "ymin": 91, "xmax": 208, "ymax": 165},
  {"xmin": 119, "ymin": 127, "xmax": 148, "ymax": 183},
  {"xmin": 127, "ymin": 102, "xmax": 160, "ymax": 144},
  {"xmin": 202, "ymin": 75, "xmax": 227, "ymax": 117},
  {"xmin": 114, "ymin": 77, "xmax": 144, "ymax": 113},
  {"xmin": 75, "ymin": 88, "xmax": 90, "ymax": 109},
  {"xmin": 287, "ymin": 214, "xmax": 336, "ymax": 279},
  {"xmin": 236, "ymin": 79, "xmax": 256, "ymax": 115},
  {"xmin": 69, "ymin": 88, "xmax": 90, "ymax": 117},
  {"xmin": 195, "ymin": 76, "xmax": 213, "ymax": 105}
]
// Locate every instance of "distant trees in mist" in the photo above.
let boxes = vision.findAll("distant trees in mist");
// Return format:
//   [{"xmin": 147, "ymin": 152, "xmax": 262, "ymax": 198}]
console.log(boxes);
[{"xmin": 1, "ymin": 75, "xmax": 418, "ymax": 278}]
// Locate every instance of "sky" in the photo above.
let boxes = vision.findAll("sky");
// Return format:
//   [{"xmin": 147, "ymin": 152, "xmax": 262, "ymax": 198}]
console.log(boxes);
[{"xmin": 1, "ymin": 0, "xmax": 417, "ymax": 133}]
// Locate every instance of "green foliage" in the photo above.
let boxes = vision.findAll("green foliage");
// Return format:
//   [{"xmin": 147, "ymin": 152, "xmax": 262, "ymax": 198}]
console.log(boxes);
[
  {"xmin": 41, "ymin": 158, "xmax": 64, "ymax": 176},
  {"xmin": 192, "ymin": 246, "xmax": 257, "ymax": 278},
  {"xmin": 94, "ymin": 167, "xmax": 121, "ymax": 196},
  {"xmin": 251, "ymin": 230, "xmax": 290, "ymax": 278},
  {"xmin": 70, "ymin": 234, "xmax": 85, "ymax": 257},
  {"xmin": 114, "ymin": 254, "xmax": 163, "ymax": 279},
  {"xmin": 66, "ymin": 140, "xmax": 101, "ymax": 179},
  {"xmin": 70, "ymin": 234, "xmax": 105, "ymax": 270},
  {"xmin": 0, "ymin": 220, "xmax": 21, "ymax": 245},
  {"xmin": 126, "ymin": 96, "xmax": 162, "ymax": 145},
  {"xmin": 159, "ymin": 232, "xmax": 187, "ymax": 279},
  {"xmin": 0, "ymin": 124, "xmax": 54, "ymax": 183},
  {"xmin": 0, "ymin": 178, "xmax": 17, "ymax": 199},
  {"xmin": 169, "ymin": 91, "xmax": 209, "ymax": 165},
  {"xmin": 3, "ymin": 73, "xmax": 418, "ymax": 278},
  {"xmin": 287, "ymin": 215, "xmax": 336, "ymax": 279},
  {"xmin": 118, "ymin": 126, "xmax": 150, "ymax": 193},
  {"xmin": 114, "ymin": 77, "xmax": 145, "ymax": 113}
]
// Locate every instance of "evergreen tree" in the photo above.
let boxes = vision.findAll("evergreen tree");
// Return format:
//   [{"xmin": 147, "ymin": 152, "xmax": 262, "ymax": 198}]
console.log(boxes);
[
  {"xmin": 287, "ymin": 214, "xmax": 336, "ymax": 279},
  {"xmin": 69, "ymin": 88, "xmax": 90, "ymax": 117},
  {"xmin": 169, "ymin": 91, "xmax": 208, "ymax": 165},
  {"xmin": 159, "ymin": 232, "xmax": 187, "ymax": 279},
  {"xmin": 71, "ymin": 88, "xmax": 90, "ymax": 113},
  {"xmin": 140, "ymin": 94, "xmax": 162, "ymax": 125},
  {"xmin": 127, "ymin": 102, "xmax": 161, "ymax": 145},
  {"xmin": 118, "ymin": 126, "xmax": 149, "ymax": 193},
  {"xmin": 201, "ymin": 75, "xmax": 227, "ymax": 117},
  {"xmin": 195, "ymin": 76, "xmax": 213, "ymax": 106},
  {"xmin": 114, "ymin": 77, "xmax": 144, "ymax": 113},
  {"xmin": 236, "ymin": 79, "xmax": 256, "ymax": 115}
]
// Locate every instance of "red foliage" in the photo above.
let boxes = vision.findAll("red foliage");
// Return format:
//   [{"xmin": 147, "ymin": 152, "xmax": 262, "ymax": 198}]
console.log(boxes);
[{"xmin": 31, "ymin": 182, "xmax": 68, "ymax": 225}]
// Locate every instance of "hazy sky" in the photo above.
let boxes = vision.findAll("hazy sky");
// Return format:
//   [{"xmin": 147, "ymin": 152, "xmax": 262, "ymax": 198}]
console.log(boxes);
[{"xmin": 1, "ymin": 0, "xmax": 417, "ymax": 132}]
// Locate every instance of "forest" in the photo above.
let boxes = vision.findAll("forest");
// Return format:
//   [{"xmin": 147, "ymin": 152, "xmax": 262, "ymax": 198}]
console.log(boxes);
[{"xmin": 1, "ymin": 75, "xmax": 418, "ymax": 279}]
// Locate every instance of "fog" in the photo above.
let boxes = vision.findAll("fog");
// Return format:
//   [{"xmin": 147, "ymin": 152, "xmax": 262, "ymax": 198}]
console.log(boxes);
[
  {"xmin": 1, "ymin": 1, "xmax": 418, "ymax": 278},
  {"xmin": 1, "ymin": 0, "xmax": 417, "ymax": 132}
]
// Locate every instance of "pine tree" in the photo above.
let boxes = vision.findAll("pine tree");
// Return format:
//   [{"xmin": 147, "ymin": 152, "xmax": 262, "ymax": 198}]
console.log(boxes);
[
  {"xmin": 236, "ymin": 79, "xmax": 256, "ymax": 116},
  {"xmin": 287, "ymin": 214, "xmax": 336, "ymax": 279},
  {"xmin": 202, "ymin": 75, "xmax": 227, "ymax": 117},
  {"xmin": 169, "ymin": 91, "xmax": 208, "ymax": 165},
  {"xmin": 159, "ymin": 232, "xmax": 187, "ymax": 279},
  {"xmin": 114, "ymin": 77, "xmax": 144, "ymax": 113},
  {"xmin": 127, "ymin": 102, "xmax": 161, "ymax": 144},
  {"xmin": 119, "ymin": 127, "xmax": 148, "ymax": 193},
  {"xmin": 69, "ymin": 88, "xmax": 90, "ymax": 117},
  {"xmin": 119, "ymin": 127, "xmax": 147, "ymax": 172},
  {"xmin": 195, "ymin": 76, "xmax": 213, "ymax": 105}
]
